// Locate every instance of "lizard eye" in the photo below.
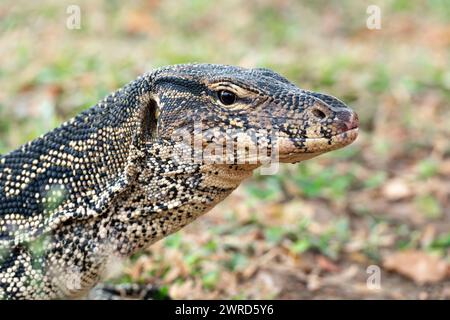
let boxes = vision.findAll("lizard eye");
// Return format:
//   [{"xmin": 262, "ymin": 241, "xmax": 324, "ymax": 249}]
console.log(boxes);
[{"xmin": 218, "ymin": 90, "xmax": 236, "ymax": 105}]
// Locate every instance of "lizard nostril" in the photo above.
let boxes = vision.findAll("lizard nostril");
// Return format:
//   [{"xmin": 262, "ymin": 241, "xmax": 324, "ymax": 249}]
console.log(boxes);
[{"xmin": 311, "ymin": 108, "xmax": 327, "ymax": 120}]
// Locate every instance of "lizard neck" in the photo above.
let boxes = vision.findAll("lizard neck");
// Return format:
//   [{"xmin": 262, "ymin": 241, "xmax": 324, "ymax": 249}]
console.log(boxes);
[{"xmin": 105, "ymin": 145, "xmax": 256, "ymax": 257}]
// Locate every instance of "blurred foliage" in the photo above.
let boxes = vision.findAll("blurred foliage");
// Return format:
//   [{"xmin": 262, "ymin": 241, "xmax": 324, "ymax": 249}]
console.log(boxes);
[{"xmin": 0, "ymin": 0, "xmax": 449, "ymax": 299}]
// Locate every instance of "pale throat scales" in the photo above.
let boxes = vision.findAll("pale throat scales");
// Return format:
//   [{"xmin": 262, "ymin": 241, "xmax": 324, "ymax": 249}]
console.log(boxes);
[{"xmin": 105, "ymin": 147, "xmax": 255, "ymax": 257}]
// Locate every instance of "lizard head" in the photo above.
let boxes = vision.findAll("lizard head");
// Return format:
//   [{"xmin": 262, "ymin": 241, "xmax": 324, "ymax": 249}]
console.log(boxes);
[{"xmin": 147, "ymin": 63, "xmax": 358, "ymax": 167}]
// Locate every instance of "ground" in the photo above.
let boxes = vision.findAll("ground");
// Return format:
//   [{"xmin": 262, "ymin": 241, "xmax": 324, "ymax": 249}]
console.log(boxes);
[{"xmin": 0, "ymin": 0, "xmax": 449, "ymax": 299}]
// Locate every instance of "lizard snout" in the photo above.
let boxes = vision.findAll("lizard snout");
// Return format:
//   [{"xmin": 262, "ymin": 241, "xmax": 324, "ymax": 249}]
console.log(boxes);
[
  {"xmin": 335, "ymin": 109, "xmax": 359, "ymax": 133},
  {"xmin": 304, "ymin": 92, "xmax": 359, "ymax": 134}
]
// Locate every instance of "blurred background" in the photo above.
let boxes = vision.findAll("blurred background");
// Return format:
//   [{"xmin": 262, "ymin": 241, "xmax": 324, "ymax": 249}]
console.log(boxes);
[{"xmin": 0, "ymin": 0, "xmax": 449, "ymax": 299}]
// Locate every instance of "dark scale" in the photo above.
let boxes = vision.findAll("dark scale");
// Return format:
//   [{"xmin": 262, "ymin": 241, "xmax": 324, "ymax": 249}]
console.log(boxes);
[{"xmin": 0, "ymin": 63, "xmax": 358, "ymax": 299}]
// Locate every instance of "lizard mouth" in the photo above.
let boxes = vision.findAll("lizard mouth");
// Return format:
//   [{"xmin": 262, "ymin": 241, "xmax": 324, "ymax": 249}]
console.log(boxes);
[{"xmin": 277, "ymin": 127, "xmax": 359, "ymax": 163}]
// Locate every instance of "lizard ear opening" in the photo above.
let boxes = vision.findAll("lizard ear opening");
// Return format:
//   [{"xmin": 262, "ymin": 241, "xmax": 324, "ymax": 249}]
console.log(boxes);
[{"xmin": 140, "ymin": 95, "xmax": 160, "ymax": 141}]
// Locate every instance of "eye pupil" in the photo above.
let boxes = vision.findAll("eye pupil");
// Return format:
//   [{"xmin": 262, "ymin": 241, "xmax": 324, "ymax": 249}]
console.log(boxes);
[{"xmin": 218, "ymin": 90, "xmax": 236, "ymax": 105}]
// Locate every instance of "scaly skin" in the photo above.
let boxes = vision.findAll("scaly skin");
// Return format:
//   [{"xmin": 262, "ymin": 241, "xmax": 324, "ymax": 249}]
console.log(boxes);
[{"xmin": 0, "ymin": 64, "xmax": 358, "ymax": 299}]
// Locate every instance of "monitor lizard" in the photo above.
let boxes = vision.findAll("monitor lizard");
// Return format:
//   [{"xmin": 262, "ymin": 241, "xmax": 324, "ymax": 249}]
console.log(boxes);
[{"xmin": 0, "ymin": 63, "xmax": 358, "ymax": 299}]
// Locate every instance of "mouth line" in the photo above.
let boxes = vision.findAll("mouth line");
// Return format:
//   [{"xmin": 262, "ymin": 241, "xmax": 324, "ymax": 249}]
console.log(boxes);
[
  {"xmin": 282, "ymin": 127, "xmax": 359, "ymax": 144},
  {"xmin": 310, "ymin": 127, "xmax": 358, "ymax": 141},
  {"xmin": 278, "ymin": 127, "xmax": 359, "ymax": 156}
]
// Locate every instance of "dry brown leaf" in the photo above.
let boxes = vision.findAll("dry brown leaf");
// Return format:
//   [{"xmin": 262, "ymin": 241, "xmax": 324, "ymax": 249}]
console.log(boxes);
[
  {"xmin": 306, "ymin": 273, "xmax": 321, "ymax": 291},
  {"xmin": 439, "ymin": 160, "xmax": 450, "ymax": 176},
  {"xmin": 383, "ymin": 250, "xmax": 448, "ymax": 284},
  {"xmin": 317, "ymin": 255, "xmax": 340, "ymax": 273},
  {"xmin": 321, "ymin": 265, "xmax": 359, "ymax": 286},
  {"xmin": 347, "ymin": 252, "xmax": 370, "ymax": 264},
  {"xmin": 382, "ymin": 178, "xmax": 412, "ymax": 200}
]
